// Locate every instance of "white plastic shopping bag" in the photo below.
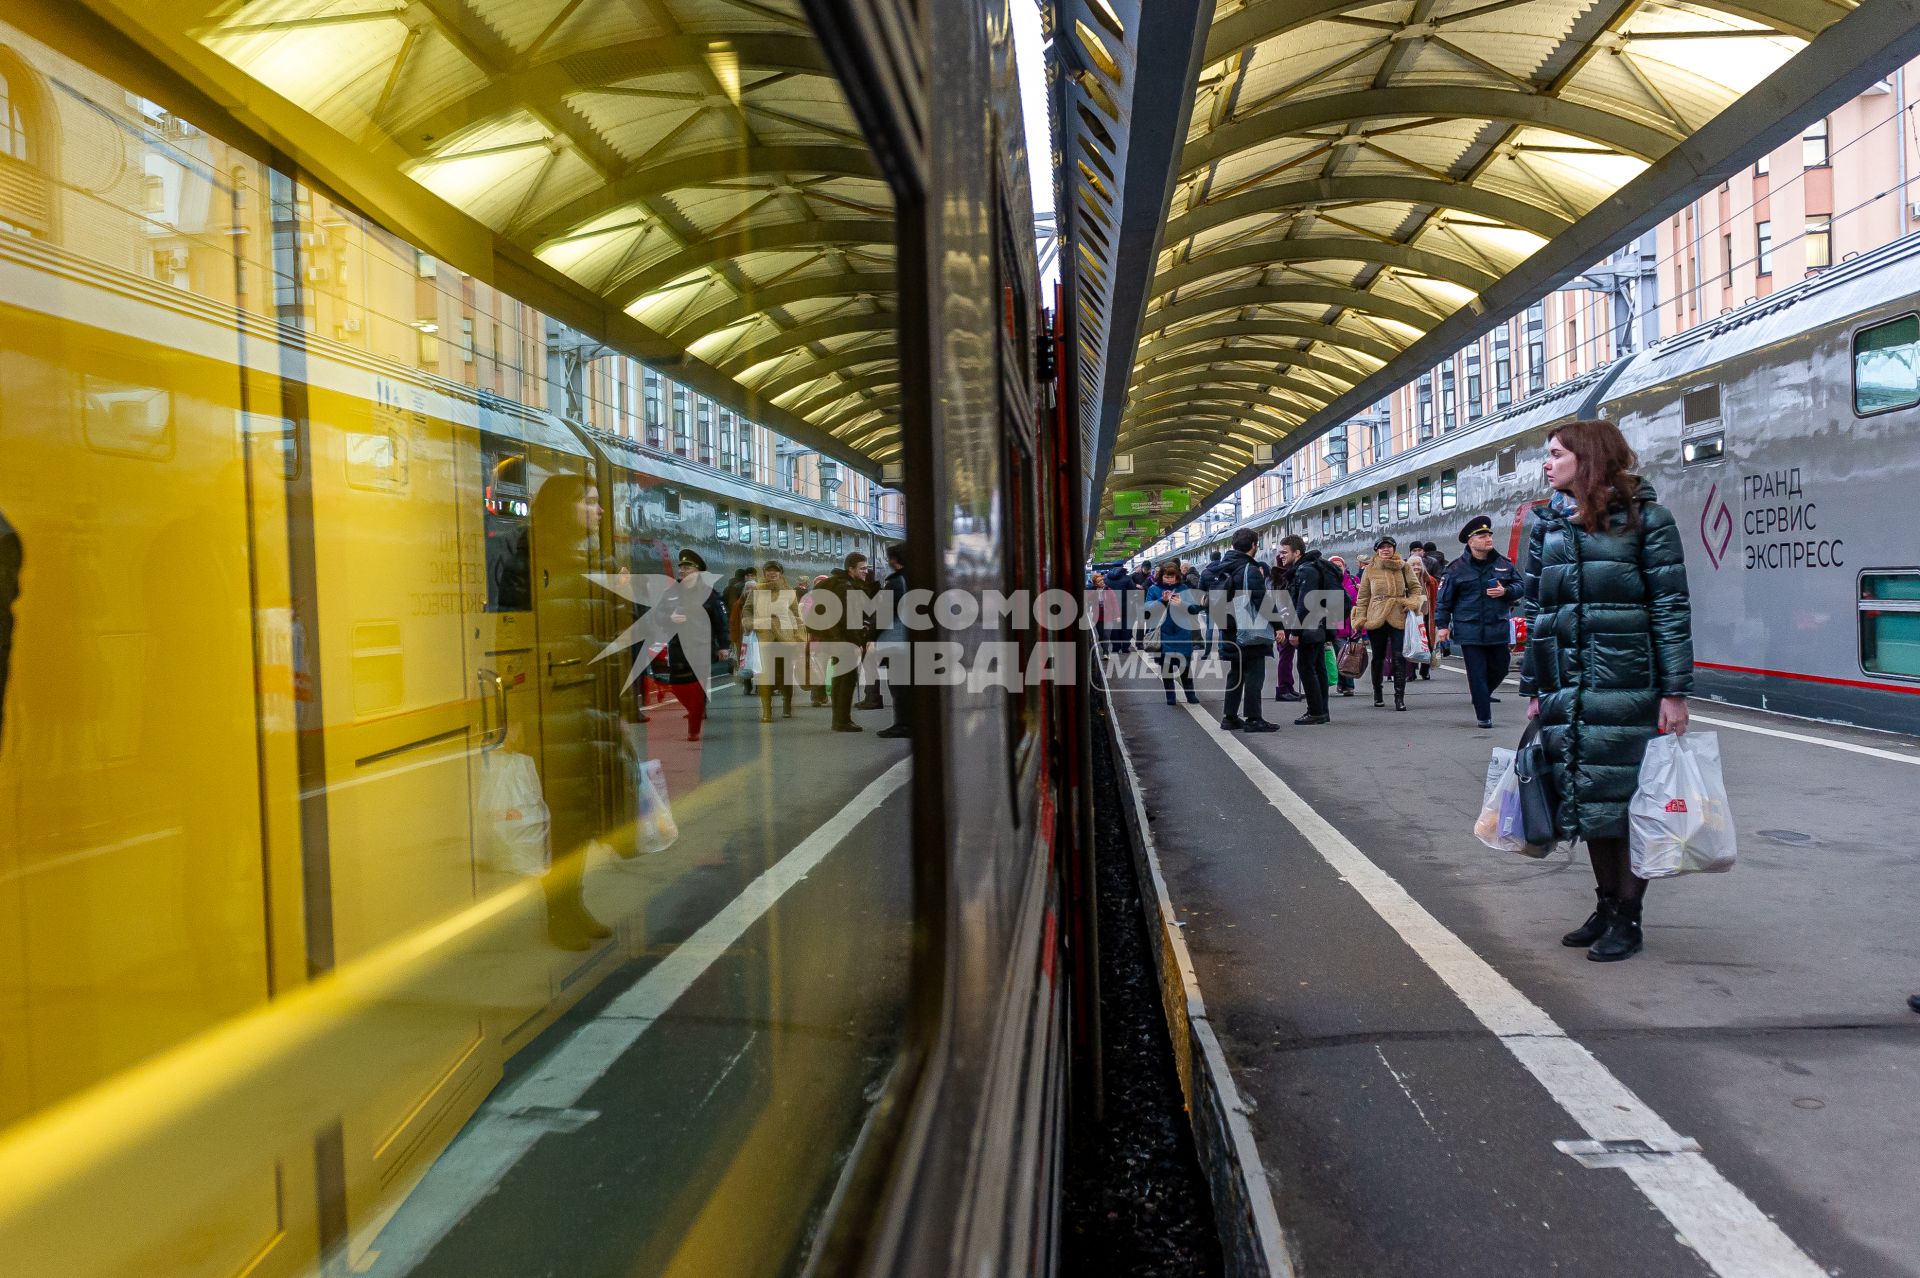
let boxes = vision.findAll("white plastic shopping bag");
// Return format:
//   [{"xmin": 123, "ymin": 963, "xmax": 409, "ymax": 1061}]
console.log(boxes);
[
  {"xmin": 1402, "ymin": 615, "xmax": 1432, "ymax": 663},
  {"xmin": 742, "ymin": 632, "xmax": 762, "ymax": 677},
  {"xmin": 1629, "ymin": 732, "xmax": 1737, "ymax": 878},
  {"xmin": 1474, "ymin": 747, "xmax": 1528, "ymax": 853},
  {"xmin": 635, "ymin": 756, "xmax": 678, "ymax": 854},
  {"xmin": 476, "ymin": 751, "xmax": 550, "ymax": 876}
]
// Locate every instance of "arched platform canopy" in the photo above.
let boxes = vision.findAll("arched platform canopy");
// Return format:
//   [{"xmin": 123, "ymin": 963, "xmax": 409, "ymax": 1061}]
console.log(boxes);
[
  {"xmin": 1089, "ymin": 0, "xmax": 1920, "ymax": 533},
  {"xmin": 66, "ymin": 0, "xmax": 907, "ymax": 476}
]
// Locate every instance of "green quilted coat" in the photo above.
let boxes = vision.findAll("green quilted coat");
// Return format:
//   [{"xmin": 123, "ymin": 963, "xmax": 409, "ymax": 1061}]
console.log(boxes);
[{"xmin": 1517, "ymin": 480, "xmax": 1694, "ymax": 841}]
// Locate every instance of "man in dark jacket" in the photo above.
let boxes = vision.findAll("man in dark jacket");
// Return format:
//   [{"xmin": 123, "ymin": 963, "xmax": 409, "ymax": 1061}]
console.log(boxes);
[
  {"xmin": 1435, "ymin": 514, "xmax": 1523, "ymax": 729},
  {"xmin": 1270, "ymin": 551, "xmax": 1301, "ymax": 702},
  {"xmin": 0, "ymin": 510, "xmax": 18, "ymax": 748},
  {"xmin": 819, "ymin": 552, "xmax": 878, "ymax": 731},
  {"xmin": 1102, "ymin": 566, "xmax": 1134, "ymax": 652},
  {"xmin": 876, "ymin": 543, "xmax": 912, "ymax": 739},
  {"xmin": 1201, "ymin": 528, "xmax": 1277, "ymax": 732},
  {"xmin": 1279, "ymin": 534, "xmax": 1342, "ymax": 725}
]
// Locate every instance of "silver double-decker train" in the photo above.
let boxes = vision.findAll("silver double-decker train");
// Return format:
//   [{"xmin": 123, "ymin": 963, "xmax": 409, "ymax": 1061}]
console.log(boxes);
[{"xmin": 1179, "ymin": 233, "xmax": 1920, "ymax": 735}]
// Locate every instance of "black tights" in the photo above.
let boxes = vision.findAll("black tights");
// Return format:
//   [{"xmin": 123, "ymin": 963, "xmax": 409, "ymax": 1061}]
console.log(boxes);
[{"xmin": 1587, "ymin": 836, "xmax": 1648, "ymax": 903}]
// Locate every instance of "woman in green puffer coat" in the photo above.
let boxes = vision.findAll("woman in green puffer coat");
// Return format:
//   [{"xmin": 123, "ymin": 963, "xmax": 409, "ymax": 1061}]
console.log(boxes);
[{"xmin": 1520, "ymin": 418, "xmax": 1694, "ymax": 963}]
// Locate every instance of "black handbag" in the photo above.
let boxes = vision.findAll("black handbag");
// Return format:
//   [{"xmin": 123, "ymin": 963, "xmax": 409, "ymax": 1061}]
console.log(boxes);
[{"xmin": 1513, "ymin": 721, "xmax": 1559, "ymax": 850}]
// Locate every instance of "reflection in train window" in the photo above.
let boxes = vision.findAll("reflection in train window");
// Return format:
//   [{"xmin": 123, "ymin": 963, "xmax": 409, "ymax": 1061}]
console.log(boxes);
[
  {"xmin": 1683, "ymin": 431, "xmax": 1726, "ymax": 466},
  {"xmin": 1321, "ymin": 510, "xmax": 1331, "ymax": 536},
  {"xmin": 483, "ymin": 448, "xmax": 532, "ymax": 612},
  {"xmin": 1859, "ymin": 570, "xmax": 1920, "ymax": 678},
  {"xmin": 759, "ymin": 515, "xmax": 772, "ymax": 546},
  {"xmin": 81, "ymin": 376, "xmax": 173, "ymax": 459},
  {"xmin": 809, "ymin": 527, "xmax": 820, "ymax": 553},
  {"xmin": 1854, "ymin": 315, "xmax": 1919, "ymax": 415},
  {"xmin": 1497, "ymin": 445, "xmax": 1519, "ymax": 479},
  {"xmin": 662, "ymin": 489, "xmax": 682, "ymax": 519},
  {"xmin": 1417, "ymin": 476, "xmax": 1433, "ymax": 514},
  {"xmin": 1441, "ymin": 469, "xmax": 1457, "ymax": 511},
  {"xmin": 736, "ymin": 508, "xmax": 750, "ymax": 542},
  {"xmin": 1377, "ymin": 491, "xmax": 1389, "ymax": 525},
  {"xmin": 778, "ymin": 519, "xmax": 790, "ymax": 549},
  {"xmin": 1396, "ymin": 483, "xmax": 1410, "ymax": 519},
  {"xmin": 716, "ymin": 508, "xmax": 730, "ymax": 540}
]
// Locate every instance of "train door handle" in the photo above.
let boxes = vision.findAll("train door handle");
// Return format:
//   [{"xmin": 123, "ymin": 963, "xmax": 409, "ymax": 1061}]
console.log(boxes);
[
  {"xmin": 477, "ymin": 668, "xmax": 509, "ymax": 752},
  {"xmin": 546, "ymin": 652, "xmax": 585, "ymax": 677}
]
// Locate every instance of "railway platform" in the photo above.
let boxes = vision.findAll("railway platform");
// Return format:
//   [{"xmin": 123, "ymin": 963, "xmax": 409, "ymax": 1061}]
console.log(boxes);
[{"xmin": 1105, "ymin": 657, "xmax": 1920, "ymax": 1278}]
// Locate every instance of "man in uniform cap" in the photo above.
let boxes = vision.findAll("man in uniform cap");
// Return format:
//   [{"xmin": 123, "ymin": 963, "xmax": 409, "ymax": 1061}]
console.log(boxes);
[{"xmin": 1435, "ymin": 513, "xmax": 1523, "ymax": 729}]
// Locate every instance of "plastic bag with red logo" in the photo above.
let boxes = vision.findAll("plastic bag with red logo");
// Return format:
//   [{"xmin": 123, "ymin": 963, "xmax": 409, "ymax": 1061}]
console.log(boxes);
[{"xmin": 1629, "ymin": 732, "xmax": 1737, "ymax": 878}]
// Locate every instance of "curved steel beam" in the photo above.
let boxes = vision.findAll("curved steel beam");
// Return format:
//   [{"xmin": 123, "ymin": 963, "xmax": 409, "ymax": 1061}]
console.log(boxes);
[
  {"xmin": 1143, "ymin": 281, "xmax": 1439, "ymax": 336},
  {"xmin": 817, "ymin": 390, "xmax": 902, "ymax": 436},
  {"xmin": 662, "ymin": 272, "xmax": 897, "ymax": 345},
  {"xmin": 758, "ymin": 341, "xmax": 895, "ymax": 402},
  {"xmin": 1115, "ymin": 428, "xmax": 1263, "ymax": 456},
  {"xmin": 1181, "ymin": 89, "xmax": 1680, "ymax": 179},
  {"xmin": 521, "ymin": 144, "xmax": 884, "ymax": 243},
  {"xmin": 399, "ymin": 34, "xmax": 835, "ymax": 160},
  {"xmin": 1125, "ymin": 368, "xmax": 1341, "ymax": 412},
  {"xmin": 1136, "ymin": 318, "xmax": 1404, "ymax": 366},
  {"xmin": 1150, "ymin": 237, "xmax": 1497, "ymax": 300},
  {"xmin": 1164, "ymin": 175, "xmax": 1572, "ymax": 245},
  {"xmin": 1127, "ymin": 343, "xmax": 1364, "ymax": 387},
  {"xmin": 1128, "ymin": 387, "xmax": 1320, "ymax": 423},
  {"xmin": 1204, "ymin": 0, "xmax": 1845, "ymax": 63},
  {"xmin": 1125, "ymin": 402, "xmax": 1305, "ymax": 439},
  {"xmin": 609, "ymin": 219, "xmax": 896, "ymax": 310},
  {"xmin": 717, "ymin": 309, "xmax": 898, "ymax": 374},
  {"xmin": 800, "ymin": 376, "xmax": 903, "ymax": 426}
]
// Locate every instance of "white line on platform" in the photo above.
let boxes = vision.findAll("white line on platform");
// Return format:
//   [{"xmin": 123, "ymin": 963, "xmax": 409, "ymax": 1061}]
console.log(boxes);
[
  {"xmin": 1181, "ymin": 700, "xmax": 1826, "ymax": 1278},
  {"xmin": 362, "ymin": 757, "xmax": 912, "ymax": 1276},
  {"xmin": 1432, "ymin": 661, "xmax": 1920, "ymax": 765}
]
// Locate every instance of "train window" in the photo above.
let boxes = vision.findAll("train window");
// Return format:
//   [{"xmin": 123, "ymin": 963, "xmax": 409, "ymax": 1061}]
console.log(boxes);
[
  {"xmin": 808, "ymin": 527, "xmax": 820, "ymax": 552},
  {"xmin": 1440, "ymin": 469, "xmax": 1457, "ymax": 511},
  {"xmin": 1396, "ymin": 483, "xmax": 1410, "ymax": 519},
  {"xmin": 1497, "ymin": 445, "xmax": 1519, "ymax": 479},
  {"xmin": 759, "ymin": 515, "xmax": 771, "ymax": 546},
  {"xmin": 716, "ymin": 508, "xmax": 730, "ymax": 540},
  {"xmin": 662, "ymin": 490, "xmax": 682, "ymax": 519},
  {"xmin": 777, "ymin": 519, "xmax": 790, "ymax": 549},
  {"xmin": 1854, "ymin": 315, "xmax": 1919, "ymax": 415},
  {"xmin": 81, "ymin": 376, "xmax": 174, "ymax": 459},
  {"xmin": 1859, "ymin": 571, "xmax": 1920, "ymax": 678},
  {"xmin": 1346, "ymin": 501, "xmax": 1358, "ymax": 530},
  {"xmin": 1360, "ymin": 499, "xmax": 1372, "ymax": 528},
  {"xmin": 1377, "ymin": 491, "xmax": 1389, "ymax": 525},
  {"xmin": 1321, "ymin": 510, "xmax": 1331, "ymax": 536},
  {"xmin": 1682, "ymin": 386, "xmax": 1721, "ymax": 426},
  {"xmin": 1417, "ymin": 477, "xmax": 1433, "ymax": 515},
  {"xmin": 737, "ymin": 509, "xmax": 752, "ymax": 543},
  {"xmin": 1332, "ymin": 506, "xmax": 1344, "ymax": 533},
  {"xmin": 1682, "ymin": 432, "xmax": 1726, "ymax": 466}
]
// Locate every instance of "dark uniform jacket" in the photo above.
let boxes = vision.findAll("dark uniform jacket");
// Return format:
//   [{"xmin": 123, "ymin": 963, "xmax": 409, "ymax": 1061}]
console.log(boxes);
[
  {"xmin": 1435, "ymin": 550, "xmax": 1522, "ymax": 647},
  {"xmin": 1285, "ymin": 551, "xmax": 1346, "ymax": 643},
  {"xmin": 0, "ymin": 511, "xmax": 18, "ymax": 743},
  {"xmin": 1518, "ymin": 481, "xmax": 1694, "ymax": 841}
]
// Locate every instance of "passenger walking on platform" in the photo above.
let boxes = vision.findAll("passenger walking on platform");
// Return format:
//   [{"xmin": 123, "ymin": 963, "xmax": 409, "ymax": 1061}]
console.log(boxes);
[
  {"xmin": 1522, "ymin": 419, "xmax": 1693, "ymax": 963},
  {"xmin": 1146, "ymin": 560, "xmax": 1202, "ymax": 706},
  {"xmin": 655, "ymin": 548, "xmax": 727, "ymax": 742},
  {"xmin": 726, "ymin": 567, "xmax": 756, "ymax": 694},
  {"xmin": 740, "ymin": 561, "xmax": 802, "ymax": 723},
  {"xmin": 1355, "ymin": 537, "xmax": 1425, "ymax": 711},
  {"xmin": 1203, "ymin": 529, "xmax": 1278, "ymax": 732},
  {"xmin": 822, "ymin": 552, "xmax": 878, "ymax": 732},
  {"xmin": 876, "ymin": 543, "xmax": 913, "ymax": 739},
  {"xmin": 1405, "ymin": 550, "xmax": 1439, "ymax": 681},
  {"xmin": 1436, "ymin": 515, "xmax": 1523, "ymax": 729},
  {"xmin": 1271, "ymin": 551, "xmax": 1302, "ymax": 702},
  {"xmin": 1329, "ymin": 555, "xmax": 1360, "ymax": 696},
  {"xmin": 1279, "ymin": 535, "xmax": 1341, "ymax": 725},
  {"xmin": 1103, "ymin": 564, "xmax": 1134, "ymax": 652}
]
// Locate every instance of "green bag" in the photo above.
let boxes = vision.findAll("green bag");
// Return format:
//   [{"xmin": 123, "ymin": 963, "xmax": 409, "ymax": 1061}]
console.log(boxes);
[{"xmin": 1323, "ymin": 646, "xmax": 1338, "ymax": 685}]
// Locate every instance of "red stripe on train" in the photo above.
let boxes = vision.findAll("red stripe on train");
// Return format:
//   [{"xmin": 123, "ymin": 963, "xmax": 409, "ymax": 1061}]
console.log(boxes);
[{"xmin": 1696, "ymin": 661, "xmax": 1920, "ymax": 695}]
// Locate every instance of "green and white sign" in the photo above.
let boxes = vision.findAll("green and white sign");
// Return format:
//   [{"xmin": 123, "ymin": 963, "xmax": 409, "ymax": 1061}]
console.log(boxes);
[{"xmin": 1111, "ymin": 488, "xmax": 1192, "ymax": 516}]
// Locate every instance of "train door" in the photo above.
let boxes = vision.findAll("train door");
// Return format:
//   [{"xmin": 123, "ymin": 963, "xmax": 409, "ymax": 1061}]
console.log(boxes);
[{"xmin": 304, "ymin": 374, "xmax": 497, "ymax": 1223}]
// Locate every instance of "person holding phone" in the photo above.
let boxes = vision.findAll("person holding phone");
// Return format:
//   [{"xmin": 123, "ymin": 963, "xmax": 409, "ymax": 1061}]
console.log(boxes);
[{"xmin": 1435, "ymin": 514, "xmax": 1523, "ymax": 729}]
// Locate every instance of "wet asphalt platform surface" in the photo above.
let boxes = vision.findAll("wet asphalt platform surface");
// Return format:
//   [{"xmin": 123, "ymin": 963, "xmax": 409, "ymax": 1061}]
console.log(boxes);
[{"xmin": 1110, "ymin": 654, "xmax": 1920, "ymax": 1277}]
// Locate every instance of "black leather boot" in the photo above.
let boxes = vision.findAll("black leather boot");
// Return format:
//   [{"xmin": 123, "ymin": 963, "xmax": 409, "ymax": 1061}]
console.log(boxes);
[
  {"xmin": 1393, "ymin": 686, "xmax": 1406, "ymax": 711},
  {"xmin": 1588, "ymin": 899, "xmax": 1644, "ymax": 962},
  {"xmin": 1561, "ymin": 891, "xmax": 1614, "ymax": 947}
]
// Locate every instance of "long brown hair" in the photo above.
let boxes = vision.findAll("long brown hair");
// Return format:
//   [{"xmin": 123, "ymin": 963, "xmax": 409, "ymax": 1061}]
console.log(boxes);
[{"xmin": 1549, "ymin": 419, "xmax": 1642, "ymax": 534}]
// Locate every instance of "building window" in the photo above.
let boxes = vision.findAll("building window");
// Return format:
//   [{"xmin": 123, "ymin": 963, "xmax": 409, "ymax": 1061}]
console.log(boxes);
[
  {"xmin": 1722, "ymin": 232, "xmax": 1733, "ymax": 287},
  {"xmin": 1806, "ymin": 215, "xmax": 1832, "ymax": 270},
  {"xmin": 1755, "ymin": 150, "xmax": 1770, "ymax": 177},
  {"xmin": 1466, "ymin": 347, "xmax": 1483, "ymax": 421},
  {"xmin": 1802, "ymin": 117, "xmax": 1829, "ymax": 169},
  {"xmin": 1418, "ymin": 381, "xmax": 1434, "ymax": 441},
  {"xmin": 1440, "ymin": 468, "xmax": 1458, "ymax": 511},
  {"xmin": 1417, "ymin": 476, "xmax": 1433, "ymax": 515},
  {"xmin": 1756, "ymin": 220, "xmax": 1773, "ymax": 276},
  {"xmin": 1441, "ymin": 366, "xmax": 1456, "ymax": 431},
  {"xmin": 1566, "ymin": 318, "xmax": 1579, "ymax": 376},
  {"xmin": 1494, "ymin": 328, "xmax": 1512, "ymax": 408},
  {"xmin": 739, "ymin": 425, "xmax": 755, "ymax": 479},
  {"xmin": 671, "ymin": 387, "xmax": 690, "ymax": 455},
  {"xmin": 1370, "ymin": 416, "xmax": 1390, "ymax": 463},
  {"xmin": 696, "ymin": 399, "xmax": 715, "ymax": 465},
  {"xmin": 719, "ymin": 410, "xmax": 736, "ymax": 470}
]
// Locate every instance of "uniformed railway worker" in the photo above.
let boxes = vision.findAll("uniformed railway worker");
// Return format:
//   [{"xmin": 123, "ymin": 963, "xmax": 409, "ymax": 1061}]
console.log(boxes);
[
  {"xmin": 1521, "ymin": 419, "xmax": 1694, "ymax": 964},
  {"xmin": 1436, "ymin": 514, "xmax": 1523, "ymax": 729}
]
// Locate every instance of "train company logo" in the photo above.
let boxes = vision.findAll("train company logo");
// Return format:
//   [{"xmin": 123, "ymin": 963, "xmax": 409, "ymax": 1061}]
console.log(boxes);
[
  {"xmin": 1700, "ymin": 483, "xmax": 1734, "ymax": 569},
  {"xmin": 587, "ymin": 571, "xmax": 718, "ymax": 692}
]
